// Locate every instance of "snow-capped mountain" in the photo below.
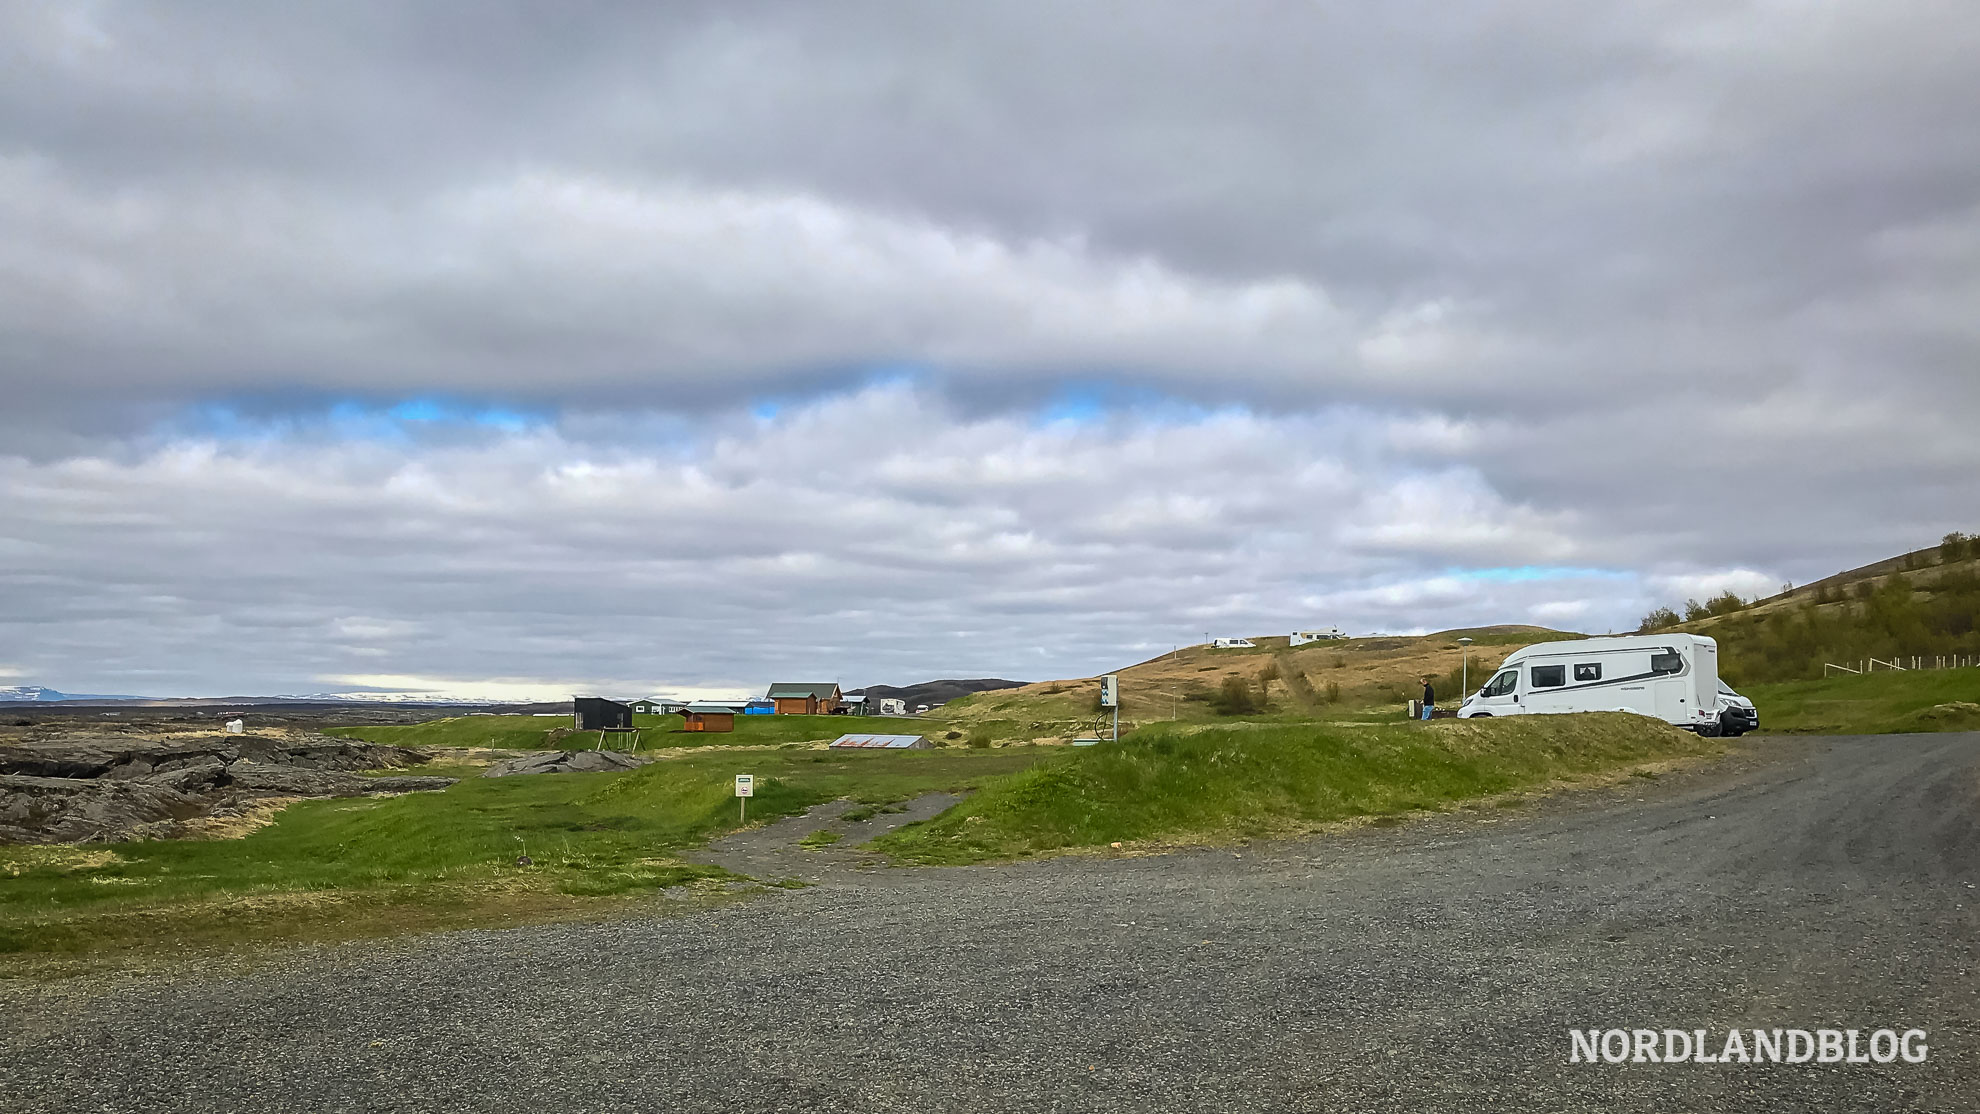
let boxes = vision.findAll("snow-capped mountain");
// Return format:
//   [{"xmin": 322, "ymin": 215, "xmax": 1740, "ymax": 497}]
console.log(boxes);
[
  {"xmin": 0, "ymin": 686, "xmax": 139, "ymax": 702},
  {"xmin": 267, "ymin": 691, "xmax": 503, "ymax": 705},
  {"xmin": 0, "ymin": 684, "xmax": 524, "ymax": 706},
  {"xmin": 0, "ymin": 686, "xmax": 71, "ymax": 701}
]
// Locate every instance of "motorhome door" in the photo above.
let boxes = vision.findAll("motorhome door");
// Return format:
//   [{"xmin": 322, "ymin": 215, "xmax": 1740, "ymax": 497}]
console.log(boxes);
[{"xmin": 1471, "ymin": 668, "xmax": 1520, "ymax": 715}]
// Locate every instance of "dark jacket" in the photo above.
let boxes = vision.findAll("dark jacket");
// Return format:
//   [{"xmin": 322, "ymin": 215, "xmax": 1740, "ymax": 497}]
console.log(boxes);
[{"xmin": 1422, "ymin": 682, "xmax": 1435, "ymax": 705}]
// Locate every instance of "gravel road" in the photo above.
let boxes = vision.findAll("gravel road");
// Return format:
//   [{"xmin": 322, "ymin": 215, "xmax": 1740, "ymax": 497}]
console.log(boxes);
[{"xmin": 4, "ymin": 732, "xmax": 1977, "ymax": 1112}]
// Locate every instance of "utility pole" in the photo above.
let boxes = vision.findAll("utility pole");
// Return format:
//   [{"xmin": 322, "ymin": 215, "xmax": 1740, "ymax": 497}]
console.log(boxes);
[{"xmin": 1458, "ymin": 636, "xmax": 1474, "ymax": 700}]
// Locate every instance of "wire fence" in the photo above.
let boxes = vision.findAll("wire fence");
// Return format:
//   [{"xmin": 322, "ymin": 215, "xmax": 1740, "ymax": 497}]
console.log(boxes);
[{"xmin": 1825, "ymin": 656, "xmax": 1980, "ymax": 676}]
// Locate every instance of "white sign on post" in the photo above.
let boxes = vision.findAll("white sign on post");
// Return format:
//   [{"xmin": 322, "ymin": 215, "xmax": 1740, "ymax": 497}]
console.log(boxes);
[{"xmin": 734, "ymin": 774, "xmax": 754, "ymax": 798}]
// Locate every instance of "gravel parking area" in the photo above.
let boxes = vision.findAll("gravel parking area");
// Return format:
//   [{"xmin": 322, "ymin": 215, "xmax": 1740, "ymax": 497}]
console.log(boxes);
[{"xmin": 4, "ymin": 732, "xmax": 1976, "ymax": 1112}]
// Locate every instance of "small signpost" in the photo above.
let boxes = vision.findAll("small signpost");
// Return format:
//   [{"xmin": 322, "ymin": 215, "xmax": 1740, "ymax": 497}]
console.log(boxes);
[
  {"xmin": 735, "ymin": 773, "xmax": 754, "ymax": 823},
  {"xmin": 1099, "ymin": 674, "xmax": 1120, "ymax": 741}
]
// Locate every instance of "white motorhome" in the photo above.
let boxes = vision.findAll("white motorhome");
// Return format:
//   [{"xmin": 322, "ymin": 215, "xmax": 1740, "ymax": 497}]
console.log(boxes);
[
  {"xmin": 1290, "ymin": 628, "xmax": 1347, "ymax": 646},
  {"xmin": 1211, "ymin": 637, "xmax": 1256, "ymax": 649},
  {"xmin": 1458, "ymin": 633, "xmax": 1726, "ymax": 734}
]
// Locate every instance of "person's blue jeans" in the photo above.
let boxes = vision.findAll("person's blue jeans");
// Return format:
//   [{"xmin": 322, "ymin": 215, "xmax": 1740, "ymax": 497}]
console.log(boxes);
[{"xmin": 1421, "ymin": 703, "xmax": 1434, "ymax": 721}]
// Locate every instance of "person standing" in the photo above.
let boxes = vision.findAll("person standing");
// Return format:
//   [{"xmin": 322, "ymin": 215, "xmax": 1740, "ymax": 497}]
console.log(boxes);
[{"xmin": 1420, "ymin": 676, "xmax": 1435, "ymax": 721}]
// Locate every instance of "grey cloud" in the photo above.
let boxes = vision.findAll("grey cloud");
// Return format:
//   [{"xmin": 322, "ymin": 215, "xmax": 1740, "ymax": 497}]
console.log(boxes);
[
  {"xmin": 1, "ymin": 2, "xmax": 1977, "ymax": 692},
  {"xmin": 5, "ymin": 1, "xmax": 1977, "ymax": 415},
  {"xmin": 0, "ymin": 390, "xmax": 1687, "ymax": 694}
]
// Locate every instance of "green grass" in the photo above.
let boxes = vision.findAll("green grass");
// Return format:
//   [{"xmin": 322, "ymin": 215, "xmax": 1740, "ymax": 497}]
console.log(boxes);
[
  {"xmin": 1740, "ymin": 668, "xmax": 1980, "ymax": 734},
  {"xmin": 322, "ymin": 714, "xmax": 572, "ymax": 750},
  {"xmin": 0, "ymin": 746, "xmax": 1051, "ymax": 968},
  {"xmin": 878, "ymin": 713, "xmax": 1722, "ymax": 864},
  {"xmin": 324, "ymin": 712, "xmax": 877, "ymax": 752}
]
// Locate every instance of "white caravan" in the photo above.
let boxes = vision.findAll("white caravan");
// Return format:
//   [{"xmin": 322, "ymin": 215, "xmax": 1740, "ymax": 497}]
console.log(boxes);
[
  {"xmin": 1290, "ymin": 628, "xmax": 1347, "ymax": 646},
  {"xmin": 1211, "ymin": 637, "xmax": 1257, "ymax": 649},
  {"xmin": 1458, "ymin": 633, "xmax": 1726, "ymax": 734}
]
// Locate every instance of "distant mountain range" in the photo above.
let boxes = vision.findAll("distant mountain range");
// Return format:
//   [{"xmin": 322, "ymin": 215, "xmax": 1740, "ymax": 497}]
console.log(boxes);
[
  {"xmin": 0, "ymin": 685, "xmax": 492, "ymax": 706},
  {"xmin": 0, "ymin": 686, "xmax": 139, "ymax": 702},
  {"xmin": 850, "ymin": 678, "xmax": 1026, "ymax": 708}
]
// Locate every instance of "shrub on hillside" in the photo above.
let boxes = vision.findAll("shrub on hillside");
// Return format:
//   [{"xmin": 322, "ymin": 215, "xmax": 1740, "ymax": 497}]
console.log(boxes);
[
  {"xmin": 1683, "ymin": 598, "xmax": 1709, "ymax": 622},
  {"xmin": 1944, "ymin": 532, "xmax": 1972, "ymax": 563},
  {"xmin": 1712, "ymin": 568, "xmax": 1980, "ymax": 683},
  {"xmin": 1704, "ymin": 590, "xmax": 1747, "ymax": 618},
  {"xmin": 1639, "ymin": 606, "xmax": 1681, "ymax": 632},
  {"xmin": 1212, "ymin": 674, "xmax": 1260, "ymax": 716}
]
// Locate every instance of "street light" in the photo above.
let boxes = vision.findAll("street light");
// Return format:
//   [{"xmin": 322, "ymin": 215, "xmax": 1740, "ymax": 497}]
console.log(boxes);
[{"xmin": 1457, "ymin": 637, "xmax": 1474, "ymax": 699}]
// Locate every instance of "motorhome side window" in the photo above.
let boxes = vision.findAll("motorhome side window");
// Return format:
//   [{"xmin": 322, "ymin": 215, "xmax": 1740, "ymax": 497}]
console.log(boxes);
[
  {"xmin": 1573, "ymin": 663, "xmax": 1601, "ymax": 681},
  {"xmin": 1650, "ymin": 649, "xmax": 1683, "ymax": 674},
  {"xmin": 1530, "ymin": 665, "xmax": 1566, "ymax": 687},
  {"xmin": 1482, "ymin": 671, "xmax": 1517, "ymax": 697}
]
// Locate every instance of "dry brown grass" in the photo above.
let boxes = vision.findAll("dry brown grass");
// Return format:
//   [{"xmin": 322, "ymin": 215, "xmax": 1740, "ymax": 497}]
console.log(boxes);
[
  {"xmin": 172, "ymin": 796, "xmax": 308, "ymax": 840},
  {"xmin": 933, "ymin": 626, "xmax": 1550, "ymax": 729}
]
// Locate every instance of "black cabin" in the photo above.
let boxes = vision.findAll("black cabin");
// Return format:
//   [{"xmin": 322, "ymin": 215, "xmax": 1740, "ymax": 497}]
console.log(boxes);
[{"xmin": 572, "ymin": 697, "xmax": 633, "ymax": 732}]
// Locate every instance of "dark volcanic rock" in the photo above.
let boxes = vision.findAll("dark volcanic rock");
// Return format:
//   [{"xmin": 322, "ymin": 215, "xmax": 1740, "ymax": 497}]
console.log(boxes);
[
  {"xmin": 222, "ymin": 761, "xmax": 455, "ymax": 798},
  {"xmin": 482, "ymin": 750, "xmax": 648, "ymax": 777},
  {"xmin": 0, "ymin": 735, "xmax": 427, "ymax": 780},
  {"xmin": 235, "ymin": 737, "xmax": 428, "ymax": 772},
  {"xmin": 0, "ymin": 736, "xmax": 451, "ymax": 844},
  {"xmin": 0, "ymin": 774, "xmax": 204, "ymax": 844}
]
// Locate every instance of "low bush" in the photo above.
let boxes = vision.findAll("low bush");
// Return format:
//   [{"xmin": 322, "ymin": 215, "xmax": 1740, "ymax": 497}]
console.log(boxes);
[{"xmin": 1211, "ymin": 674, "xmax": 1260, "ymax": 715}]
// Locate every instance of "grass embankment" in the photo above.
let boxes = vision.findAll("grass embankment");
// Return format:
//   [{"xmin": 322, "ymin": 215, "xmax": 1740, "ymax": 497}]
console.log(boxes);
[
  {"xmin": 1739, "ymin": 669, "xmax": 1980, "ymax": 734},
  {"xmin": 324, "ymin": 712, "xmax": 865, "ymax": 752},
  {"xmin": 879, "ymin": 713, "xmax": 1721, "ymax": 864},
  {"xmin": 0, "ymin": 747, "xmax": 1049, "ymax": 970},
  {"xmin": 928, "ymin": 627, "xmax": 1571, "ymax": 740}
]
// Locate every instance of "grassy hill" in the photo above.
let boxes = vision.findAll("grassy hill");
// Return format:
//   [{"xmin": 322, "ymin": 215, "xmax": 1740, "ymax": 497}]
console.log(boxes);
[
  {"xmin": 1645, "ymin": 535, "xmax": 1980, "ymax": 684},
  {"xmin": 928, "ymin": 625, "xmax": 1576, "ymax": 742}
]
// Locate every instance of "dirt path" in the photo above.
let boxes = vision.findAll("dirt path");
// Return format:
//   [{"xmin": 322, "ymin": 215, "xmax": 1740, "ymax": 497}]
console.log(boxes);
[
  {"xmin": 5, "ymin": 733, "xmax": 1977, "ymax": 1112},
  {"xmin": 688, "ymin": 792, "xmax": 963, "ymax": 880}
]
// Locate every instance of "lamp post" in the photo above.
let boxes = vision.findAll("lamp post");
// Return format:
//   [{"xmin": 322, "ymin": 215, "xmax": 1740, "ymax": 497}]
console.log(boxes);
[{"xmin": 1458, "ymin": 637, "xmax": 1474, "ymax": 699}]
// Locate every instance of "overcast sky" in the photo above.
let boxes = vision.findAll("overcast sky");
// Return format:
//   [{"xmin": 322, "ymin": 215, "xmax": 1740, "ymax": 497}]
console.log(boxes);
[{"xmin": 3, "ymin": 1, "xmax": 1978, "ymax": 698}]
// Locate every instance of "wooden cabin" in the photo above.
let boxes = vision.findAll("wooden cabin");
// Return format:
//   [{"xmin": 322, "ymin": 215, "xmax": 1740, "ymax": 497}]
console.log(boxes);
[
  {"xmin": 681, "ymin": 702, "xmax": 736, "ymax": 733},
  {"xmin": 767, "ymin": 682, "xmax": 843, "ymax": 715}
]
